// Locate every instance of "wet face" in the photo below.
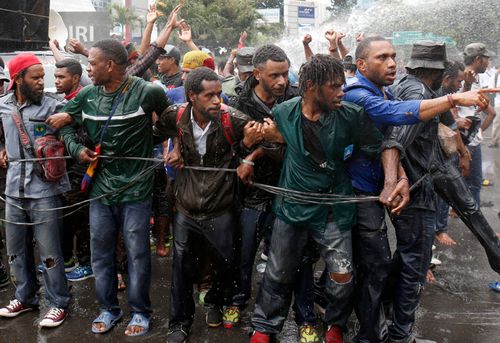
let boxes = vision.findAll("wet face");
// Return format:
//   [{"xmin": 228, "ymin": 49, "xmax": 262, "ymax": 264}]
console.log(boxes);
[
  {"xmin": 181, "ymin": 68, "xmax": 193, "ymax": 81},
  {"xmin": 357, "ymin": 41, "xmax": 397, "ymax": 87},
  {"xmin": 54, "ymin": 67, "xmax": 76, "ymax": 94},
  {"xmin": 17, "ymin": 64, "xmax": 44, "ymax": 105},
  {"xmin": 87, "ymin": 47, "xmax": 112, "ymax": 86},
  {"xmin": 476, "ymin": 56, "xmax": 489, "ymax": 74},
  {"xmin": 442, "ymin": 70, "xmax": 464, "ymax": 94},
  {"xmin": 314, "ymin": 77, "xmax": 345, "ymax": 113},
  {"xmin": 156, "ymin": 56, "xmax": 175, "ymax": 75},
  {"xmin": 189, "ymin": 80, "xmax": 222, "ymax": 119},
  {"xmin": 430, "ymin": 70, "xmax": 445, "ymax": 91},
  {"xmin": 254, "ymin": 60, "xmax": 289, "ymax": 98}
]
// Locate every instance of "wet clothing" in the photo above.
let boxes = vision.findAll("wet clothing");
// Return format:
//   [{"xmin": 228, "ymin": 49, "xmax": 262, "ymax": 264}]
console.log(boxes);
[
  {"xmin": 154, "ymin": 103, "xmax": 249, "ymax": 220},
  {"xmin": 272, "ymin": 96, "xmax": 382, "ymax": 232},
  {"xmin": 343, "ymin": 71, "xmax": 421, "ymax": 194},
  {"xmin": 0, "ymin": 93, "xmax": 70, "ymax": 198},
  {"xmin": 61, "ymin": 76, "xmax": 170, "ymax": 205},
  {"xmin": 382, "ymin": 74, "xmax": 500, "ymax": 342}
]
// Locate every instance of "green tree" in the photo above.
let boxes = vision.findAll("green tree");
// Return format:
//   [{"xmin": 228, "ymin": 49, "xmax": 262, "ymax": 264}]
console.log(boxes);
[
  {"xmin": 157, "ymin": 0, "xmax": 282, "ymax": 52},
  {"xmin": 328, "ymin": 0, "xmax": 358, "ymax": 16},
  {"xmin": 110, "ymin": 3, "xmax": 140, "ymax": 35}
]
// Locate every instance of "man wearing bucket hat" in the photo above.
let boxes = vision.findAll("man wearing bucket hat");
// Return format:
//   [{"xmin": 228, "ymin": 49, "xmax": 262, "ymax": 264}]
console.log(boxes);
[
  {"xmin": 381, "ymin": 41, "xmax": 500, "ymax": 343},
  {"xmin": 457, "ymin": 43, "xmax": 497, "ymax": 206},
  {"xmin": 0, "ymin": 53, "xmax": 71, "ymax": 327},
  {"xmin": 222, "ymin": 47, "xmax": 256, "ymax": 100},
  {"xmin": 0, "ymin": 66, "xmax": 9, "ymax": 95}
]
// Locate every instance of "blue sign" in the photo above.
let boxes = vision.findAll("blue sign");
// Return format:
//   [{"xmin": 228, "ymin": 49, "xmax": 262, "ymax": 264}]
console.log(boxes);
[{"xmin": 298, "ymin": 6, "xmax": 315, "ymax": 19}]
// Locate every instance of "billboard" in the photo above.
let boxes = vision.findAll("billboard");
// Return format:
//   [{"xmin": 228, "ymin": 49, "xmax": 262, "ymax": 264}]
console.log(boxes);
[
  {"xmin": 298, "ymin": 6, "xmax": 315, "ymax": 19},
  {"xmin": 59, "ymin": 12, "xmax": 111, "ymax": 47},
  {"xmin": 256, "ymin": 8, "xmax": 281, "ymax": 24}
]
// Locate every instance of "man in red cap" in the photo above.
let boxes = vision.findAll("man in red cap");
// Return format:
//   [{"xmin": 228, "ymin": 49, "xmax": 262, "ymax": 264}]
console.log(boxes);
[{"xmin": 0, "ymin": 53, "xmax": 71, "ymax": 327}]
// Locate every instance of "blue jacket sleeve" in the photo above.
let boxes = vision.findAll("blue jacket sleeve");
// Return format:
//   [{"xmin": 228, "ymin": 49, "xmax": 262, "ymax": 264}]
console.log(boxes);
[{"xmin": 343, "ymin": 88, "xmax": 422, "ymax": 126}]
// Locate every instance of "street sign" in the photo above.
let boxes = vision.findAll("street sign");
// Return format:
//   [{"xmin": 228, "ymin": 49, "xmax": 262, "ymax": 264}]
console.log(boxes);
[
  {"xmin": 298, "ymin": 6, "xmax": 315, "ymax": 19},
  {"xmin": 392, "ymin": 31, "xmax": 456, "ymax": 46}
]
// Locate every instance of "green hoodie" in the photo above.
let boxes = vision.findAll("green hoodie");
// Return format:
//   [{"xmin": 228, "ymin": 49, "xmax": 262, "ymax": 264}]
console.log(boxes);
[
  {"xmin": 61, "ymin": 76, "xmax": 170, "ymax": 205},
  {"xmin": 272, "ymin": 96, "xmax": 382, "ymax": 232}
]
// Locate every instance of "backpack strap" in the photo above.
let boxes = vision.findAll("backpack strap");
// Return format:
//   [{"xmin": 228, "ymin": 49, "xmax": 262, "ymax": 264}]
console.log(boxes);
[
  {"xmin": 176, "ymin": 103, "xmax": 188, "ymax": 139},
  {"xmin": 219, "ymin": 104, "xmax": 236, "ymax": 146}
]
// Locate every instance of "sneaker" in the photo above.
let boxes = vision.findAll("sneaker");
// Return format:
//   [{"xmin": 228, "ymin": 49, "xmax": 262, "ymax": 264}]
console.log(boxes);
[
  {"xmin": 0, "ymin": 299, "xmax": 37, "ymax": 318},
  {"xmin": 223, "ymin": 305, "xmax": 240, "ymax": 329},
  {"xmin": 66, "ymin": 265, "xmax": 94, "ymax": 282},
  {"xmin": 206, "ymin": 306, "xmax": 222, "ymax": 328},
  {"xmin": 250, "ymin": 330, "xmax": 271, "ymax": 343},
  {"xmin": 64, "ymin": 257, "xmax": 77, "ymax": 273},
  {"xmin": 36, "ymin": 263, "xmax": 44, "ymax": 274},
  {"xmin": 430, "ymin": 256, "xmax": 442, "ymax": 266},
  {"xmin": 299, "ymin": 325, "xmax": 321, "ymax": 343},
  {"xmin": 325, "ymin": 325, "xmax": 343, "ymax": 343},
  {"xmin": 166, "ymin": 324, "xmax": 189, "ymax": 343},
  {"xmin": 260, "ymin": 252, "xmax": 268, "ymax": 261},
  {"xmin": 0, "ymin": 265, "xmax": 10, "ymax": 288},
  {"xmin": 39, "ymin": 307, "xmax": 67, "ymax": 328}
]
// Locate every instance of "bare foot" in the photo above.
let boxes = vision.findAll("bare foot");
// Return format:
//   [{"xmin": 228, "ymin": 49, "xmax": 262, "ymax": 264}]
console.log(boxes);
[
  {"xmin": 496, "ymin": 233, "xmax": 500, "ymax": 239},
  {"xmin": 92, "ymin": 323, "xmax": 107, "ymax": 332},
  {"xmin": 156, "ymin": 243, "xmax": 169, "ymax": 257},
  {"xmin": 124, "ymin": 325, "xmax": 145, "ymax": 336},
  {"xmin": 448, "ymin": 209, "xmax": 459, "ymax": 218},
  {"xmin": 435, "ymin": 232, "xmax": 457, "ymax": 246},
  {"xmin": 426, "ymin": 269, "xmax": 436, "ymax": 283}
]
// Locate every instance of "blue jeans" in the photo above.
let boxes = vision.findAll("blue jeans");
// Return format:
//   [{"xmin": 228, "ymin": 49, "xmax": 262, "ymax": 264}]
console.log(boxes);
[
  {"xmin": 465, "ymin": 144, "xmax": 482, "ymax": 206},
  {"xmin": 388, "ymin": 209, "xmax": 435, "ymax": 342},
  {"xmin": 5, "ymin": 195, "xmax": 71, "ymax": 309},
  {"xmin": 252, "ymin": 218, "xmax": 353, "ymax": 334},
  {"xmin": 89, "ymin": 198, "xmax": 152, "ymax": 316}
]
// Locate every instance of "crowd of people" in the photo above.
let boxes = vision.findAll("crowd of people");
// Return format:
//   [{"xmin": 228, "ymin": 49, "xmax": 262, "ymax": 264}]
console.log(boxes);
[{"xmin": 0, "ymin": 2, "xmax": 499, "ymax": 343}]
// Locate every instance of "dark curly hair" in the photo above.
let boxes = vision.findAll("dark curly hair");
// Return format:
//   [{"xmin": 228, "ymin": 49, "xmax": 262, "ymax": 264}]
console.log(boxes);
[
  {"xmin": 184, "ymin": 67, "xmax": 220, "ymax": 103},
  {"xmin": 253, "ymin": 44, "xmax": 290, "ymax": 69},
  {"xmin": 298, "ymin": 54, "xmax": 345, "ymax": 96},
  {"xmin": 92, "ymin": 39, "xmax": 128, "ymax": 68}
]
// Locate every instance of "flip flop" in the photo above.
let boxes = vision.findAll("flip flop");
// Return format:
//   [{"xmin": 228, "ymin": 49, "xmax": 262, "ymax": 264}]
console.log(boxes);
[
  {"xmin": 125, "ymin": 313, "xmax": 150, "ymax": 337},
  {"xmin": 488, "ymin": 282, "xmax": 500, "ymax": 293},
  {"xmin": 91, "ymin": 310, "xmax": 123, "ymax": 334}
]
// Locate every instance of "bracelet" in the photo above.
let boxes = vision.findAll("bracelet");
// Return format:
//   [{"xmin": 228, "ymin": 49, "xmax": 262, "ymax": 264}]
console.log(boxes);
[
  {"xmin": 241, "ymin": 159, "xmax": 255, "ymax": 166},
  {"xmin": 447, "ymin": 94, "xmax": 456, "ymax": 109},
  {"xmin": 397, "ymin": 177, "xmax": 409, "ymax": 183}
]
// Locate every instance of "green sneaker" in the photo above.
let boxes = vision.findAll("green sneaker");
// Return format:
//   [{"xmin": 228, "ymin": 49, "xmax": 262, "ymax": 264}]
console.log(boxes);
[
  {"xmin": 222, "ymin": 305, "xmax": 240, "ymax": 329},
  {"xmin": 299, "ymin": 325, "xmax": 322, "ymax": 343},
  {"xmin": 64, "ymin": 257, "xmax": 77, "ymax": 273}
]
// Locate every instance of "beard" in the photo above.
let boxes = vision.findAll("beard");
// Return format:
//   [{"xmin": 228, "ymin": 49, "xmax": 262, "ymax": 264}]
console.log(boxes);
[{"xmin": 20, "ymin": 82, "xmax": 43, "ymax": 105}]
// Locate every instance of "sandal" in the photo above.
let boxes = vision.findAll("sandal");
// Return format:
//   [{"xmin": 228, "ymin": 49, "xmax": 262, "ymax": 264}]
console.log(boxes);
[
  {"xmin": 488, "ymin": 282, "xmax": 500, "ymax": 293},
  {"xmin": 124, "ymin": 313, "xmax": 150, "ymax": 337},
  {"xmin": 91, "ymin": 310, "xmax": 123, "ymax": 334}
]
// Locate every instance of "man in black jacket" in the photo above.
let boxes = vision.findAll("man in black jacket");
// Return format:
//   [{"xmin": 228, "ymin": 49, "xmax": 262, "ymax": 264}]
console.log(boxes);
[{"xmin": 381, "ymin": 41, "xmax": 500, "ymax": 343}]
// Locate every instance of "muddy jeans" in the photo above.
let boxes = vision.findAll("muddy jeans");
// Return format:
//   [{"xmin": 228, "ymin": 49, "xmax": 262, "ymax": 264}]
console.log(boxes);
[
  {"xmin": 5, "ymin": 195, "xmax": 71, "ymax": 309},
  {"xmin": 252, "ymin": 218, "xmax": 353, "ymax": 334}
]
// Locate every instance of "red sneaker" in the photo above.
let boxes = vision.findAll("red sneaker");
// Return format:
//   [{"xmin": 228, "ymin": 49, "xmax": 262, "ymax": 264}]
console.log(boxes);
[
  {"xmin": 325, "ymin": 325, "xmax": 343, "ymax": 343},
  {"xmin": 250, "ymin": 330, "xmax": 271, "ymax": 343},
  {"xmin": 39, "ymin": 307, "xmax": 67, "ymax": 328},
  {"xmin": 0, "ymin": 299, "xmax": 36, "ymax": 318}
]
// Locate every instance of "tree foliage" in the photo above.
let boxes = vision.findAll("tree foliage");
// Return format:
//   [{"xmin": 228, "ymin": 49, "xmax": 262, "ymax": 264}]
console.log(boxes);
[
  {"xmin": 328, "ymin": 0, "xmax": 358, "ymax": 16},
  {"xmin": 157, "ymin": 0, "xmax": 278, "ymax": 51},
  {"xmin": 110, "ymin": 3, "xmax": 140, "ymax": 34}
]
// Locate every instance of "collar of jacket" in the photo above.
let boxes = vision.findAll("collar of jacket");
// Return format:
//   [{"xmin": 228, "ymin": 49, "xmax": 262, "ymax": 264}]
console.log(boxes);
[
  {"xmin": 177, "ymin": 102, "xmax": 224, "ymax": 137},
  {"xmin": 343, "ymin": 70, "xmax": 395, "ymax": 100}
]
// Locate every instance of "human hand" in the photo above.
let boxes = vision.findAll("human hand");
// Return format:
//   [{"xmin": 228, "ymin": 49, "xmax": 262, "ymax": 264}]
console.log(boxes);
[
  {"xmin": 237, "ymin": 162, "xmax": 254, "ymax": 185},
  {"xmin": 0, "ymin": 149, "xmax": 8, "ymax": 168},
  {"xmin": 79, "ymin": 148, "xmax": 98, "ymax": 163},
  {"xmin": 165, "ymin": 140, "xmax": 184, "ymax": 169},
  {"xmin": 455, "ymin": 117, "xmax": 472, "ymax": 130},
  {"xmin": 356, "ymin": 32, "xmax": 365, "ymax": 42},
  {"xmin": 453, "ymin": 89, "xmax": 494, "ymax": 111},
  {"xmin": 146, "ymin": 3, "xmax": 159, "ymax": 24},
  {"xmin": 177, "ymin": 21, "xmax": 192, "ymax": 42},
  {"xmin": 46, "ymin": 113, "xmax": 74, "ymax": 129},
  {"xmin": 303, "ymin": 34, "xmax": 312, "ymax": 45},
  {"xmin": 166, "ymin": 3, "xmax": 183, "ymax": 29},
  {"xmin": 262, "ymin": 118, "xmax": 284, "ymax": 143},
  {"xmin": 325, "ymin": 29, "xmax": 337, "ymax": 44},
  {"xmin": 463, "ymin": 69, "xmax": 476, "ymax": 86},
  {"xmin": 49, "ymin": 39, "xmax": 60, "ymax": 50},
  {"xmin": 67, "ymin": 39, "xmax": 88, "ymax": 56},
  {"xmin": 336, "ymin": 31, "xmax": 346, "ymax": 45},
  {"xmin": 379, "ymin": 178, "xmax": 410, "ymax": 215},
  {"xmin": 459, "ymin": 150, "xmax": 471, "ymax": 177},
  {"xmin": 243, "ymin": 121, "xmax": 264, "ymax": 148}
]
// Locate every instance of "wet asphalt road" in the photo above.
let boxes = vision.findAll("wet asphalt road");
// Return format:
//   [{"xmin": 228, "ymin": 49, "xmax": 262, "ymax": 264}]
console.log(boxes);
[{"xmin": 1, "ymin": 144, "xmax": 499, "ymax": 343}]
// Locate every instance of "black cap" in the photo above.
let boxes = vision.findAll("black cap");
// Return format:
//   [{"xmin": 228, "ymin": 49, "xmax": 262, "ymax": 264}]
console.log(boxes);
[{"xmin": 160, "ymin": 45, "xmax": 181, "ymax": 63}]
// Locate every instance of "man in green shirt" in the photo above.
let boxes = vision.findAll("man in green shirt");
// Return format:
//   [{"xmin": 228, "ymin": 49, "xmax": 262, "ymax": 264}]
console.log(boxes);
[
  {"xmin": 249, "ymin": 55, "xmax": 408, "ymax": 343},
  {"xmin": 60, "ymin": 39, "xmax": 170, "ymax": 336}
]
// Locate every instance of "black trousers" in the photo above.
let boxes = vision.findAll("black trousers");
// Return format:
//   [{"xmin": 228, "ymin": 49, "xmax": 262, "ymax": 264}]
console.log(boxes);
[{"xmin": 169, "ymin": 210, "xmax": 236, "ymax": 328}]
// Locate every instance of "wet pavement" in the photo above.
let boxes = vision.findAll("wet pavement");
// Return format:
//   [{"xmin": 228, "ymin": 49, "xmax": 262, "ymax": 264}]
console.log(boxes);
[{"xmin": 0, "ymin": 143, "xmax": 499, "ymax": 343}]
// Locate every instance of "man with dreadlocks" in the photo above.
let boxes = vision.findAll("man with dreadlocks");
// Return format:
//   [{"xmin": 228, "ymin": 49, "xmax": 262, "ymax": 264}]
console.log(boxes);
[{"xmin": 249, "ymin": 54, "xmax": 408, "ymax": 343}]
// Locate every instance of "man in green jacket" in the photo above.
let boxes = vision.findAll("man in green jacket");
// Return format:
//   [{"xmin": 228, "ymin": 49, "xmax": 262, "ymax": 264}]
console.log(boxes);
[
  {"xmin": 249, "ymin": 54, "xmax": 409, "ymax": 343},
  {"xmin": 60, "ymin": 39, "xmax": 170, "ymax": 336}
]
